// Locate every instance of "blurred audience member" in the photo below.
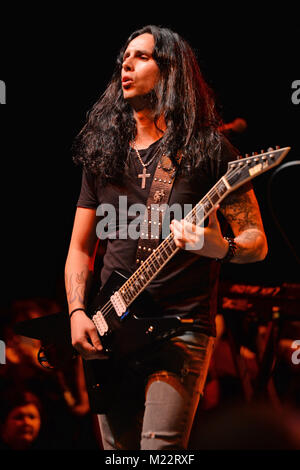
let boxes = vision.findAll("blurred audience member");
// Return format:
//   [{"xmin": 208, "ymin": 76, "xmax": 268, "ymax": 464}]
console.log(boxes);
[
  {"xmin": 0, "ymin": 390, "xmax": 43, "ymax": 450},
  {"xmin": 0, "ymin": 298, "xmax": 99, "ymax": 449}
]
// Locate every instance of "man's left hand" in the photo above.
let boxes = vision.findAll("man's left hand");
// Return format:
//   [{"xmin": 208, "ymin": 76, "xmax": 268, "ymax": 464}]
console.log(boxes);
[{"xmin": 170, "ymin": 205, "xmax": 228, "ymax": 259}]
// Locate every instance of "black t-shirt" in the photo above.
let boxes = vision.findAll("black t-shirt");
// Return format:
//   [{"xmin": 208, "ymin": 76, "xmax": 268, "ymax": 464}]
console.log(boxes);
[{"xmin": 77, "ymin": 136, "xmax": 239, "ymax": 337}]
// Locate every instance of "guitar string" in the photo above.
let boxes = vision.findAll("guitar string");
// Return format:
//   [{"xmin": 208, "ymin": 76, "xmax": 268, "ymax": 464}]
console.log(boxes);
[
  {"xmin": 93, "ymin": 204, "xmax": 202, "ymax": 323},
  {"xmin": 93, "ymin": 167, "xmax": 238, "ymax": 323},
  {"xmin": 93, "ymin": 161, "xmax": 253, "ymax": 323},
  {"xmin": 112, "ymin": 200, "xmax": 206, "ymax": 301},
  {"xmin": 108, "ymin": 174, "xmax": 233, "ymax": 300},
  {"xmin": 93, "ymin": 160, "xmax": 259, "ymax": 323},
  {"xmin": 93, "ymin": 152, "xmax": 278, "ymax": 325},
  {"xmin": 124, "ymin": 150, "xmax": 280, "ymax": 295},
  {"xmin": 93, "ymin": 190, "xmax": 212, "ymax": 322}
]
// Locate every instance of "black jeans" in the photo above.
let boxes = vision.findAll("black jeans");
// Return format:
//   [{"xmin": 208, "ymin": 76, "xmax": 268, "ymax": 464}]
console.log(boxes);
[{"xmin": 98, "ymin": 331, "xmax": 215, "ymax": 450}]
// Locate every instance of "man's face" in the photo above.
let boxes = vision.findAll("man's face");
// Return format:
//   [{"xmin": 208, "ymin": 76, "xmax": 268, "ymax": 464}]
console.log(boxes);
[
  {"xmin": 3, "ymin": 404, "xmax": 41, "ymax": 448},
  {"xmin": 121, "ymin": 33, "xmax": 160, "ymax": 103}
]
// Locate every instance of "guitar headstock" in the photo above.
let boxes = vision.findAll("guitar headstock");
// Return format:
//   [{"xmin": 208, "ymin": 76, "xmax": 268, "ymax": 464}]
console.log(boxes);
[{"xmin": 226, "ymin": 146, "xmax": 291, "ymax": 189}]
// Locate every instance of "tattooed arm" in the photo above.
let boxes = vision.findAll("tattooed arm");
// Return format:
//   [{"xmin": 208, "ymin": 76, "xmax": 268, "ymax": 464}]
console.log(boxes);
[
  {"xmin": 65, "ymin": 207, "xmax": 103, "ymax": 359},
  {"xmin": 219, "ymin": 184, "xmax": 268, "ymax": 263},
  {"xmin": 65, "ymin": 208, "xmax": 98, "ymax": 311},
  {"xmin": 171, "ymin": 183, "xmax": 268, "ymax": 263}
]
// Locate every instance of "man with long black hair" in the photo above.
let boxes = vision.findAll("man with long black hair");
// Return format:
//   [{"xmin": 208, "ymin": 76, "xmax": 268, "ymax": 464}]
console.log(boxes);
[{"xmin": 65, "ymin": 25, "xmax": 268, "ymax": 450}]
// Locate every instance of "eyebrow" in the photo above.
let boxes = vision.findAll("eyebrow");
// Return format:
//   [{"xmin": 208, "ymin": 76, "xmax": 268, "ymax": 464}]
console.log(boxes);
[{"xmin": 123, "ymin": 49, "xmax": 152, "ymax": 59}]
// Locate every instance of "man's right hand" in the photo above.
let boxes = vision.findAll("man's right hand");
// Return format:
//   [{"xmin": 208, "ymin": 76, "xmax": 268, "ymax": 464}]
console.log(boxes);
[{"xmin": 70, "ymin": 310, "xmax": 104, "ymax": 360}]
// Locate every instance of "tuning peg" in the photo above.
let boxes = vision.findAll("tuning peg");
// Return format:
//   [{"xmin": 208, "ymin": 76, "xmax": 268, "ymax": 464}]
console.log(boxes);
[
  {"xmin": 252, "ymin": 152, "xmax": 258, "ymax": 155},
  {"xmin": 276, "ymin": 145, "xmax": 280, "ymax": 149},
  {"xmin": 261, "ymin": 149, "xmax": 265, "ymax": 154}
]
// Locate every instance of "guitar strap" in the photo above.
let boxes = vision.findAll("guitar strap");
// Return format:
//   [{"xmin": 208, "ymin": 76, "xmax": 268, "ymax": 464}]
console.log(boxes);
[{"xmin": 135, "ymin": 152, "xmax": 182, "ymax": 266}]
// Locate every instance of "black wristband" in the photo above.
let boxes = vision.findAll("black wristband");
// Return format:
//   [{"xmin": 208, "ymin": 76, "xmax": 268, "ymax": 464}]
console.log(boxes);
[
  {"xmin": 219, "ymin": 237, "xmax": 237, "ymax": 263},
  {"xmin": 69, "ymin": 308, "xmax": 86, "ymax": 319}
]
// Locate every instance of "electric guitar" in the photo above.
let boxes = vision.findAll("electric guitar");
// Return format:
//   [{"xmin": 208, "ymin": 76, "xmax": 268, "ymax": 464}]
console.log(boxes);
[
  {"xmin": 89, "ymin": 146, "xmax": 291, "ymax": 357},
  {"xmin": 15, "ymin": 146, "xmax": 290, "ymax": 411}
]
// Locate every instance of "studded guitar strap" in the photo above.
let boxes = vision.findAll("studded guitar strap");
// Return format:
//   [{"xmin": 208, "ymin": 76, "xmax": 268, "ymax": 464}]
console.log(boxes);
[{"xmin": 135, "ymin": 152, "xmax": 182, "ymax": 267}]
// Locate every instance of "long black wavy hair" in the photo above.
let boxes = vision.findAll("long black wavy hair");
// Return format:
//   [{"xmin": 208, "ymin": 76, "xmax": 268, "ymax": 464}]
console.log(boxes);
[{"xmin": 72, "ymin": 25, "xmax": 223, "ymax": 185}]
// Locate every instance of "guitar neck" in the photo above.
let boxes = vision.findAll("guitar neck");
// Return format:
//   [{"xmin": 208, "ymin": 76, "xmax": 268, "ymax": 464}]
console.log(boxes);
[
  {"xmin": 119, "ymin": 176, "xmax": 231, "ymax": 307},
  {"xmin": 95, "ymin": 146, "xmax": 290, "ymax": 324}
]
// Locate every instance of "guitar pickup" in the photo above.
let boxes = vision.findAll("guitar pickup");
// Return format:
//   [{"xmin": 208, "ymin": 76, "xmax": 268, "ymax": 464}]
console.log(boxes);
[
  {"xmin": 92, "ymin": 311, "xmax": 109, "ymax": 336},
  {"xmin": 110, "ymin": 291, "xmax": 127, "ymax": 318}
]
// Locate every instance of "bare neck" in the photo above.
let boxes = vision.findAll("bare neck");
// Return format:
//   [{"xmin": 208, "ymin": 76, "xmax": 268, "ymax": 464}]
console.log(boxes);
[{"xmin": 133, "ymin": 109, "xmax": 166, "ymax": 149}]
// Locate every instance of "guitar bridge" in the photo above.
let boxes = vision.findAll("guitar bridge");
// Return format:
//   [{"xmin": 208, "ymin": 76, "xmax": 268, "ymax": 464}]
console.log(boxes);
[{"xmin": 110, "ymin": 291, "xmax": 127, "ymax": 318}]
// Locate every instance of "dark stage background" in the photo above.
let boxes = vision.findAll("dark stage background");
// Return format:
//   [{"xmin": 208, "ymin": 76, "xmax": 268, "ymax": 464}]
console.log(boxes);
[{"xmin": 1, "ymin": 11, "xmax": 299, "ymax": 307}]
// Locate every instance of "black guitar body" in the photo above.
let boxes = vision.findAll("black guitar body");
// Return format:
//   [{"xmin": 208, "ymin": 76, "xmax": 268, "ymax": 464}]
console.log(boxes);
[
  {"xmin": 89, "ymin": 270, "xmax": 186, "ymax": 357},
  {"xmin": 14, "ymin": 147, "xmax": 290, "ymax": 413},
  {"xmin": 14, "ymin": 270, "xmax": 187, "ymax": 413},
  {"xmin": 83, "ymin": 270, "xmax": 188, "ymax": 412}
]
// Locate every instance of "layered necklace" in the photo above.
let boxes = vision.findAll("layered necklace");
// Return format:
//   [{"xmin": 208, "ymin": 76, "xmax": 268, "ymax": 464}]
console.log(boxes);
[{"xmin": 131, "ymin": 139, "xmax": 160, "ymax": 189}]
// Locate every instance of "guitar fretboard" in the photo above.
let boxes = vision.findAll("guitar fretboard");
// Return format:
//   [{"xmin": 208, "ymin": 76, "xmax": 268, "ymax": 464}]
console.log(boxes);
[
  {"xmin": 119, "ymin": 176, "xmax": 231, "ymax": 306},
  {"xmin": 92, "ymin": 146, "xmax": 290, "ymax": 325}
]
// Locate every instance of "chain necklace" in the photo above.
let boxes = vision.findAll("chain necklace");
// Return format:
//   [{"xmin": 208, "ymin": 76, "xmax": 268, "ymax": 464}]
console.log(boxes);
[{"xmin": 131, "ymin": 139, "xmax": 160, "ymax": 189}]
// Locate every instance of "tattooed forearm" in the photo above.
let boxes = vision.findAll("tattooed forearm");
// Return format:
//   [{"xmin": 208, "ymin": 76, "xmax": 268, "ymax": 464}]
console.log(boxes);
[
  {"xmin": 231, "ymin": 228, "xmax": 268, "ymax": 263},
  {"xmin": 65, "ymin": 266, "xmax": 93, "ymax": 307},
  {"xmin": 66, "ymin": 272, "xmax": 86, "ymax": 304},
  {"xmin": 221, "ymin": 189, "xmax": 261, "ymax": 233},
  {"xmin": 220, "ymin": 186, "xmax": 268, "ymax": 263}
]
